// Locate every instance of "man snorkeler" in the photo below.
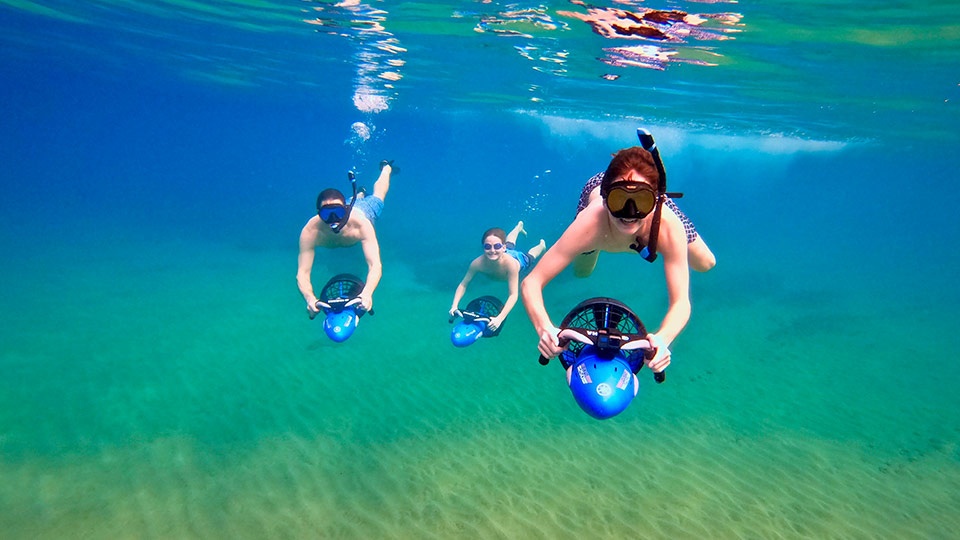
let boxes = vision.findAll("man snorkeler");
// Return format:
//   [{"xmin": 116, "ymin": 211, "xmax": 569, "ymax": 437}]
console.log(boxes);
[{"xmin": 297, "ymin": 161, "xmax": 394, "ymax": 317}]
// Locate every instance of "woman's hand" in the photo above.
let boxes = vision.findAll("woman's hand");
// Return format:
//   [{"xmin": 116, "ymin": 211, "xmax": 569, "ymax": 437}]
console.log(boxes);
[
  {"xmin": 359, "ymin": 292, "xmax": 373, "ymax": 313},
  {"xmin": 538, "ymin": 324, "xmax": 563, "ymax": 359},
  {"xmin": 644, "ymin": 332, "xmax": 672, "ymax": 373},
  {"xmin": 307, "ymin": 298, "xmax": 322, "ymax": 318}
]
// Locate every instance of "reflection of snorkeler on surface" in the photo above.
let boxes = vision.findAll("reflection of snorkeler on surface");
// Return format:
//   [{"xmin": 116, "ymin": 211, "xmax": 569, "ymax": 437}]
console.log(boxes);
[
  {"xmin": 558, "ymin": 3, "xmax": 742, "ymax": 69},
  {"xmin": 560, "ymin": 2, "xmax": 740, "ymax": 41},
  {"xmin": 297, "ymin": 161, "xmax": 394, "ymax": 317},
  {"xmin": 450, "ymin": 221, "xmax": 547, "ymax": 333},
  {"xmin": 522, "ymin": 129, "xmax": 715, "ymax": 376}
]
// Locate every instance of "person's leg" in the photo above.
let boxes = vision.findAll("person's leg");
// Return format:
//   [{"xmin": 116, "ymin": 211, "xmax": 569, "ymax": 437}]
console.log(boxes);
[
  {"xmin": 505, "ymin": 220, "xmax": 527, "ymax": 245},
  {"xmin": 688, "ymin": 237, "xmax": 716, "ymax": 272},
  {"xmin": 526, "ymin": 239, "xmax": 547, "ymax": 260},
  {"xmin": 573, "ymin": 250, "xmax": 600, "ymax": 278},
  {"xmin": 353, "ymin": 197, "xmax": 383, "ymax": 223},
  {"xmin": 372, "ymin": 165, "xmax": 392, "ymax": 201}
]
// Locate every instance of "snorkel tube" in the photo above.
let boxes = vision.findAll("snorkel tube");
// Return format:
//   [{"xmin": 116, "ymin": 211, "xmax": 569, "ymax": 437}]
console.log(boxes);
[
  {"xmin": 310, "ymin": 273, "xmax": 373, "ymax": 342},
  {"xmin": 539, "ymin": 297, "xmax": 663, "ymax": 419},
  {"xmin": 329, "ymin": 171, "xmax": 358, "ymax": 234},
  {"xmin": 632, "ymin": 128, "xmax": 683, "ymax": 263},
  {"xmin": 449, "ymin": 296, "xmax": 504, "ymax": 347}
]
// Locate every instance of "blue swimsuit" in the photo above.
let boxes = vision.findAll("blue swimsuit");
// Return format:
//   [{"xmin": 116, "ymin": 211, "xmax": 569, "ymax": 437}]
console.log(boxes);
[
  {"xmin": 353, "ymin": 195, "xmax": 384, "ymax": 224},
  {"xmin": 505, "ymin": 242, "xmax": 532, "ymax": 272}
]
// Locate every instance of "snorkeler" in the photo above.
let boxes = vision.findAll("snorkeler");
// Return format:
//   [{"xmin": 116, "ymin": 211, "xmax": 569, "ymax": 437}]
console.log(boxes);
[
  {"xmin": 297, "ymin": 160, "xmax": 394, "ymax": 317},
  {"xmin": 450, "ymin": 221, "xmax": 547, "ymax": 333},
  {"xmin": 521, "ymin": 129, "xmax": 715, "ymax": 374}
]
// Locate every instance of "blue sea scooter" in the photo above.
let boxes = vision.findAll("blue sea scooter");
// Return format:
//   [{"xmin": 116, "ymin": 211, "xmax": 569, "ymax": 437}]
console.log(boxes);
[
  {"xmin": 310, "ymin": 273, "xmax": 372, "ymax": 342},
  {"xmin": 448, "ymin": 295, "xmax": 504, "ymax": 348},
  {"xmin": 539, "ymin": 297, "xmax": 664, "ymax": 419}
]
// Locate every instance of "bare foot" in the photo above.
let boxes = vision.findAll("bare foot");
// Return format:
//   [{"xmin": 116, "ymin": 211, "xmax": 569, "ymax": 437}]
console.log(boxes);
[{"xmin": 528, "ymin": 238, "xmax": 547, "ymax": 259}]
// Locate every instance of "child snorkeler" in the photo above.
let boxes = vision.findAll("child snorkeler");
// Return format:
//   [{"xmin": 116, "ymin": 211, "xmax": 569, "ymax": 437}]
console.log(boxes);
[{"xmin": 449, "ymin": 221, "xmax": 547, "ymax": 333}]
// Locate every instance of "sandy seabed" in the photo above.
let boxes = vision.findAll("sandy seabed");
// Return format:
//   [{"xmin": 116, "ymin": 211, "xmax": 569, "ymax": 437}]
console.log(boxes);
[{"xmin": 2, "ymin": 239, "xmax": 958, "ymax": 539}]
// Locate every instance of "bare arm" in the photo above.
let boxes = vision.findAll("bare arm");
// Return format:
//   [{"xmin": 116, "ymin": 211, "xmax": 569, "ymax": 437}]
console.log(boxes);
[
  {"xmin": 297, "ymin": 221, "xmax": 321, "ymax": 316},
  {"xmin": 655, "ymin": 214, "xmax": 692, "ymax": 344},
  {"xmin": 488, "ymin": 264, "xmax": 519, "ymax": 331},
  {"xmin": 646, "ymin": 214, "xmax": 691, "ymax": 372},
  {"xmin": 358, "ymin": 223, "xmax": 382, "ymax": 312},
  {"xmin": 522, "ymin": 215, "xmax": 598, "ymax": 357},
  {"xmin": 450, "ymin": 259, "xmax": 480, "ymax": 316}
]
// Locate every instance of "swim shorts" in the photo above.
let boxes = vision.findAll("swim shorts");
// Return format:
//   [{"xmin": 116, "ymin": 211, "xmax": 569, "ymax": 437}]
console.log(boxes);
[
  {"xmin": 505, "ymin": 242, "xmax": 532, "ymax": 272},
  {"xmin": 575, "ymin": 171, "xmax": 698, "ymax": 243},
  {"xmin": 353, "ymin": 195, "xmax": 384, "ymax": 224}
]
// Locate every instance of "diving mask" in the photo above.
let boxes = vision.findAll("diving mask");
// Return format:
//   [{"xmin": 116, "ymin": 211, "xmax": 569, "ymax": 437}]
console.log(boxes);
[
  {"xmin": 318, "ymin": 204, "xmax": 348, "ymax": 227},
  {"xmin": 605, "ymin": 182, "xmax": 658, "ymax": 219}
]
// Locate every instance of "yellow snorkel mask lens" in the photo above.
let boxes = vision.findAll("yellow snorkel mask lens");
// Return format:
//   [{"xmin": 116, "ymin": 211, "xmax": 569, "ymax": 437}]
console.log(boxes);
[{"xmin": 604, "ymin": 182, "xmax": 657, "ymax": 219}]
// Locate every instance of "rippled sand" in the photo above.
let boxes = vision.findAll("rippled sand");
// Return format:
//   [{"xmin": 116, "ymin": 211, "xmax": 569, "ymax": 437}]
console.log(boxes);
[{"xmin": 2, "ymin": 241, "xmax": 959, "ymax": 538}]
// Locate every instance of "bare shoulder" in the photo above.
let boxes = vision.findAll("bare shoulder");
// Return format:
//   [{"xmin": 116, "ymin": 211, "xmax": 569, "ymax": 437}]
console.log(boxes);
[
  {"xmin": 300, "ymin": 217, "xmax": 320, "ymax": 244},
  {"xmin": 474, "ymin": 255, "xmax": 498, "ymax": 275},
  {"xmin": 660, "ymin": 204, "xmax": 685, "ymax": 241},
  {"xmin": 557, "ymin": 204, "xmax": 605, "ymax": 252},
  {"xmin": 352, "ymin": 213, "xmax": 377, "ymax": 240},
  {"xmin": 469, "ymin": 255, "xmax": 486, "ymax": 269},
  {"xmin": 657, "ymin": 208, "xmax": 689, "ymax": 258},
  {"xmin": 504, "ymin": 255, "xmax": 521, "ymax": 275},
  {"xmin": 585, "ymin": 182, "xmax": 602, "ymax": 205}
]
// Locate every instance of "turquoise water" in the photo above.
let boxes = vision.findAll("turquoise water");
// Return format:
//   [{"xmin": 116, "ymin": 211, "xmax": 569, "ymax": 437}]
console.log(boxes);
[{"xmin": 2, "ymin": 1, "xmax": 960, "ymax": 538}]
